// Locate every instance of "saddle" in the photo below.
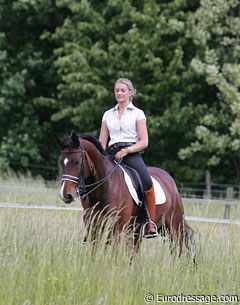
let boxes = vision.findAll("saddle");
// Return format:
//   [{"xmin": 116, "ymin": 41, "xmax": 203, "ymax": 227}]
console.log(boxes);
[
  {"xmin": 118, "ymin": 162, "xmax": 166, "ymax": 206},
  {"xmin": 120, "ymin": 163, "xmax": 144, "ymax": 205}
]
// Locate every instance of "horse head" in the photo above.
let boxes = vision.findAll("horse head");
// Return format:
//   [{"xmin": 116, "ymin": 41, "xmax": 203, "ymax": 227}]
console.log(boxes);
[{"xmin": 56, "ymin": 131, "xmax": 95, "ymax": 204}]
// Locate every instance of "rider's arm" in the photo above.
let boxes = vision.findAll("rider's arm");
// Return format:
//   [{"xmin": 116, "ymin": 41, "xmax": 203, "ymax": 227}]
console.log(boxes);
[
  {"xmin": 99, "ymin": 121, "xmax": 109, "ymax": 150},
  {"xmin": 117, "ymin": 119, "xmax": 148, "ymax": 159},
  {"xmin": 127, "ymin": 119, "xmax": 148, "ymax": 153}
]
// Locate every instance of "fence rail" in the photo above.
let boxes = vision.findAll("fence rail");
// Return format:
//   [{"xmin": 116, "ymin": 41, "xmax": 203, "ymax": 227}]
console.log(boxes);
[
  {"xmin": 0, "ymin": 201, "xmax": 240, "ymax": 225},
  {"xmin": 1, "ymin": 181, "xmax": 240, "ymax": 223},
  {"xmin": 183, "ymin": 197, "xmax": 240, "ymax": 220},
  {"xmin": 183, "ymin": 197, "xmax": 240, "ymax": 206}
]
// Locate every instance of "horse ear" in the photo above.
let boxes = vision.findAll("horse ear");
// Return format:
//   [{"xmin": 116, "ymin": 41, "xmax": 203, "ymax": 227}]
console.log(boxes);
[
  {"xmin": 71, "ymin": 131, "xmax": 80, "ymax": 148},
  {"xmin": 54, "ymin": 135, "xmax": 64, "ymax": 149}
]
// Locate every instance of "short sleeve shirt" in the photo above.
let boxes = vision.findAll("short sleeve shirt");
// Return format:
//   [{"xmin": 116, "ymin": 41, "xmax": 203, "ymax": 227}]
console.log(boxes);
[{"xmin": 102, "ymin": 102, "xmax": 146, "ymax": 146}]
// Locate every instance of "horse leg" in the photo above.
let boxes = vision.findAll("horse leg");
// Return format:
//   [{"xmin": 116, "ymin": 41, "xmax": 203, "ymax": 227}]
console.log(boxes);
[
  {"xmin": 129, "ymin": 217, "xmax": 142, "ymax": 254},
  {"xmin": 81, "ymin": 198, "xmax": 92, "ymax": 243},
  {"xmin": 158, "ymin": 213, "xmax": 182, "ymax": 257},
  {"xmin": 132, "ymin": 226, "xmax": 142, "ymax": 256},
  {"xmin": 171, "ymin": 218, "xmax": 184, "ymax": 257},
  {"xmin": 172, "ymin": 217, "xmax": 197, "ymax": 260},
  {"xmin": 177, "ymin": 226, "xmax": 184, "ymax": 257},
  {"xmin": 126, "ymin": 223, "xmax": 142, "ymax": 263},
  {"xmin": 111, "ymin": 215, "xmax": 141, "ymax": 263},
  {"xmin": 183, "ymin": 220, "xmax": 197, "ymax": 264},
  {"xmin": 82, "ymin": 205, "xmax": 106, "ymax": 244}
]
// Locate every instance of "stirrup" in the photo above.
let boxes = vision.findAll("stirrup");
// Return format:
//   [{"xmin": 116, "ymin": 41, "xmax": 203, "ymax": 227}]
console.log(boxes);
[{"xmin": 142, "ymin": 220, "xmax": 158, "ymax": 239}]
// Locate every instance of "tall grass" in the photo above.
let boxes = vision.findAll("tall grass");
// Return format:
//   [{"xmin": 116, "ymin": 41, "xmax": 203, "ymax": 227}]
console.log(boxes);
[
  {"xmin": 184, "ymin": 201, "xmax": 240, "ymax": 220},
  {"xmin": 0, "ymin": 174, "xmax": 239, "ymax": 304},
  {"xmin": 0, "ymin": 171, "xmax": 62, "ymax": 207},
  {"xmin": 0, "ymin": 207, "xmax": 239, "ymax": 305}
]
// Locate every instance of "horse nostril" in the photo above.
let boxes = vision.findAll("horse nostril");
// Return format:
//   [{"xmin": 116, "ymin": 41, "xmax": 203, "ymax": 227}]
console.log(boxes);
[{"xmin": 64, "ymin": 193, "xmax": 74, "ymax": 204}]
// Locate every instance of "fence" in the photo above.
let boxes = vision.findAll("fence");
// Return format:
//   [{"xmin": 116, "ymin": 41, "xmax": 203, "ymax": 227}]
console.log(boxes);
[
  {"xmin": 0, "ymin": 201, "xmax": 240, "ymax": 225},
  {"xmin": 0, "ymin": 180, "xmax": 240, "ymax": 225},
  {"xmin": 181, "ymin": 186, "xmax": 240, "ymax": 220}
]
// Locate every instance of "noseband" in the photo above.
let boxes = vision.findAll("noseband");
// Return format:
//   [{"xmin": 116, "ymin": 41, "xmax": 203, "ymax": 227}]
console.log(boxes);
[{"xmin": 61, "ymin": 144, "xmax": 120, "ymax": 199}]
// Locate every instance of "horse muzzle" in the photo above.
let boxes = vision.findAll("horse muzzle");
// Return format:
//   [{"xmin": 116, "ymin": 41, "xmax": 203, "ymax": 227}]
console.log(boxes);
[
  {"xmin": 59, "ymin": 180, "xmax": 77, "ymax": 204},
  {"xmin": 61, "ymin": 193, "xmax": 75, "ymax": 204}
]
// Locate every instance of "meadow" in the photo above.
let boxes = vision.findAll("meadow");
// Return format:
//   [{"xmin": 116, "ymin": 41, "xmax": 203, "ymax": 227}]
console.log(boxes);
[{"xmin": 0, "ymin": 175, "xmax": 239, "ymax": 305}]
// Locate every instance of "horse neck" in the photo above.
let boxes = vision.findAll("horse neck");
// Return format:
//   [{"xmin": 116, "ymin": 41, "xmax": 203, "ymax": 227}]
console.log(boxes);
[
  {"xmin": 85, "ymin": 148, "xmax": 114, "ymax": 199},
  {"xmin": 93, "ymin": 156, "xmax": 115, "ymax": 188},
  {"xmin": 86, "ymin": 150, "xmax": 136, "ymax": 219}
]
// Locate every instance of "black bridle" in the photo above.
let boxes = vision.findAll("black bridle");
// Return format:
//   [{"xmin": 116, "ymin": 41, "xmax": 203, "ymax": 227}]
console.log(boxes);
[{"xmin": 61, "ymin": 144, "xmax": 121, "ymax": 199}]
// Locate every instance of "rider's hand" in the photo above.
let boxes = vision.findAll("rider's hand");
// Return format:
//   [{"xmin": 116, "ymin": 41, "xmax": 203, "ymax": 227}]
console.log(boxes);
[{"xmin": 115, "ymin": 148, "xmax": 129, "ymax": 160}]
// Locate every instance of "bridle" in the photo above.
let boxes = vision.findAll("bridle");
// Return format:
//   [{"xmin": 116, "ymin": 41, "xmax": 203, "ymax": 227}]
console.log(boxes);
[{"xmin": 61, "ymin": 143, "xmax": 121, "ymax": 199}]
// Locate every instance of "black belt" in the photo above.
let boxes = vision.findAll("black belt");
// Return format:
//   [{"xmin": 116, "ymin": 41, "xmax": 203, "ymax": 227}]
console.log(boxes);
[{"xmin": 110, "ymin": 142, "xmax": 135, "ymax": 149}]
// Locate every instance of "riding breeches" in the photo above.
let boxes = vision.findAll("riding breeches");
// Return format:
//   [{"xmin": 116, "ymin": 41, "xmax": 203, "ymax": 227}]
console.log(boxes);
[{"xmin": 109, "ymin": 148, "xmax": 153, "ymax": 191}]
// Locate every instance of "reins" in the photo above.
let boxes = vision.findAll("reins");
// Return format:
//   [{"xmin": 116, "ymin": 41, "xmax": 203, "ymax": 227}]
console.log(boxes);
[{"xmin": 78, "ymin": 160, "xmax": 121, "ymax": 199}]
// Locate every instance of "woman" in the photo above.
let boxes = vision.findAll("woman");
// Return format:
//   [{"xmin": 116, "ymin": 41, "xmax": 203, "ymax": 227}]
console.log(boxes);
[{"xmin": 99, "ymin": 78, "xmax": 157, "ymax": 238}]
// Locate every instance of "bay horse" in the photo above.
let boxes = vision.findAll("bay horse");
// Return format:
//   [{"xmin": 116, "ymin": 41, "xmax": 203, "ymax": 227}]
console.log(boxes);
[{"xmin": 56, "ymin": 131, "xmax": 195, "ymax": 256}]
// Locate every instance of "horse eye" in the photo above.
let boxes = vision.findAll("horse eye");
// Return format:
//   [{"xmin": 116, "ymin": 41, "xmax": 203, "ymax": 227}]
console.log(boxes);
[{"xmin": 73, "ymin": 159, "xmax": 80, "ymax": 166}]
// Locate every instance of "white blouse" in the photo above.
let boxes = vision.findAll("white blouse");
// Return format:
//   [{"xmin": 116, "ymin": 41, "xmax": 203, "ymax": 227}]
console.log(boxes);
[{"xmin": 102, "ymin": 102, "xmax": 146, "ymax": 146}]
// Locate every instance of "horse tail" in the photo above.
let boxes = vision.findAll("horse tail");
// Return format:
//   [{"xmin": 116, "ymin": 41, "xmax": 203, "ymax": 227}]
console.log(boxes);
[{"xmin": 183, "ymin": 220, "xmax": 198, "ymax": 263}]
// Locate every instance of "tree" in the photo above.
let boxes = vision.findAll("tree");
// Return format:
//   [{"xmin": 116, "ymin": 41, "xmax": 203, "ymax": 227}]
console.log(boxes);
[
  {"xmin": 0, "ymin": 0, "xmax": 67, "ymax": 178},
  {"xmin": 47, "ymin": 0, "xmax": 204, "ymax": 184},
  {"xmin": 1, "ymin": 0, "xmax": 239, "ymax": 187},
  {"xmin": 179, "ymin": 0, "xmax": 240, "ymax": 183}
]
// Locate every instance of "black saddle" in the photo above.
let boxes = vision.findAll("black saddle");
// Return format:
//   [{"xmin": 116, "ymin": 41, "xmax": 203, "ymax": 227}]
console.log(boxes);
[
  {"xmin": 120, "ymin": 162, "xmax": 144, "ymax": 205},
  {"xmin": 121, "ymin": 163, "xmax": 152, "ymax": 227}
]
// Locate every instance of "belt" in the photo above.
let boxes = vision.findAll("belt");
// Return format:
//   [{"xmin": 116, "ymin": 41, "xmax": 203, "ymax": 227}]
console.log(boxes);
[{"xmin": 110, "ymin": 142, "xmax": 135, "ymax": 149}]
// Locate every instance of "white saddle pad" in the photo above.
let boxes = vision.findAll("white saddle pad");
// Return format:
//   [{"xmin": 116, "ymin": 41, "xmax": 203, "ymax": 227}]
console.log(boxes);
[{"xmin": 120, "ymin": 165, "xmax": 166, "ymax": 206}]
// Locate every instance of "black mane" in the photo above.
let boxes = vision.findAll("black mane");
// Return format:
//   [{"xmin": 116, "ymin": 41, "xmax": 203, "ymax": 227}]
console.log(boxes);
[
  {"xmin": 60, "ymin": 131, "xmax": 107, "ymax": 155},
  {"xmin": 79, "ymin": 132, "xmax": 107, "ymax": 155}
]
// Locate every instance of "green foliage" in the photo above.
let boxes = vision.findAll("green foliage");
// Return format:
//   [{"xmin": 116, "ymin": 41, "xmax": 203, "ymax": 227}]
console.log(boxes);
[
  {"xmin": 0, "ymin": 0, "xmax": 240, "ymax": 186},
  {"xmin": 0, "ymin": 0, "xmax": 66, "ymax": 178},
  {"xmin": 47, "ymin": 0, "xmax": 206, "ymax": 184},
  {"xmin": 179, "ymin": 0, "xmax": 240, "ymax": 182}
]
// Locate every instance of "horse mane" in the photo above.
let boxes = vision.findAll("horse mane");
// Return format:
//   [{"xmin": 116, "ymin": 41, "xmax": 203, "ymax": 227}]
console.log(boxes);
[
  {"xmin": 59, "ymin": 131, "xmax": 107, "ymax": 155},
  {"xmin": 79, "ymin": 132, "xmax": 107, "ymax": 155}
]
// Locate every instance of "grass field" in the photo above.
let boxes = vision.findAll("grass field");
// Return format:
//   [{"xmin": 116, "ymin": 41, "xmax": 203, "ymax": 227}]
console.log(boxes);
[
  {"xmin": 184, "ymin": 201, "xmax": 240, "ymax": 221},
  {"xmin": 0, "ymin": 175, "xmax": 240, "ymax": 304},
  {"xmin": 0, "ymin": 208, "xmax": 240, "ymax": 305}
]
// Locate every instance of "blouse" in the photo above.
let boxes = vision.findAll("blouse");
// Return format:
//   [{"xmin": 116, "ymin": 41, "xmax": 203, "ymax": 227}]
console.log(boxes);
[{"xmin": 102, "ymin": 102, "xmax": 146, "ymax": 146}]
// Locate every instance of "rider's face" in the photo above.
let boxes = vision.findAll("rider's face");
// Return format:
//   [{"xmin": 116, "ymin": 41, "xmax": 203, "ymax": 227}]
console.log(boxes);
[{"xmin": 114, "ymin": 82, "xmax": 131, "ymax": 104}]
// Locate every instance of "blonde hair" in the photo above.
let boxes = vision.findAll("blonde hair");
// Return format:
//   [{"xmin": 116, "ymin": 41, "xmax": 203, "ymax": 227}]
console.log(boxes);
[{"xmin": 115, "ymin": 78, "xmax": 136, "ymax": 101}]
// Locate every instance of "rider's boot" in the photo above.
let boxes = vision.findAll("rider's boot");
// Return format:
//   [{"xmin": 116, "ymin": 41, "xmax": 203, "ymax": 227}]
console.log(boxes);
[{"xmin": 144, "ymin": 185, "xmax": 158, "ymax": 238}]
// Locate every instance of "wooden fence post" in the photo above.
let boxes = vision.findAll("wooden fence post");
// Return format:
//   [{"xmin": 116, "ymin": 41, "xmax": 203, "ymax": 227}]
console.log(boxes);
[
  {"xmin": 205, "ymin": 170, "xmax": 211, "ymax": 198},
  {"xmin": 224, "ymin": 187, "xmax": 233, "ymax": 219}
]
